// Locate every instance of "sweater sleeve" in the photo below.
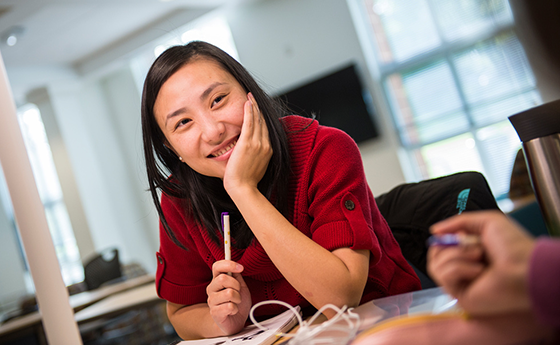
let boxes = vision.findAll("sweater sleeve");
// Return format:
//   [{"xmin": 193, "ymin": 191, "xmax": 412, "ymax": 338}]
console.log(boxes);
[
  {"xmin": 528, "ymin": 237, "xmax": 560, "ymax": 328},
  {"xmin": 303, "ymin": 124, "xmax": 421, "ymax": 298},
  {"xmin": 305, "ymin": 126, "xmax": 382, "ymax": 263}
]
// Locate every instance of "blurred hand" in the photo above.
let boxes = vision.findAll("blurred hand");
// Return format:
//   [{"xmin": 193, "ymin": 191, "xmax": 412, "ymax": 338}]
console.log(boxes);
[
  {"xmin": 206, "ymin": 260, "xmax": 251, "ymax": 335},
  {"xmin": 428, "ymin": 210, "xmax": 535, "ymax": 316}
]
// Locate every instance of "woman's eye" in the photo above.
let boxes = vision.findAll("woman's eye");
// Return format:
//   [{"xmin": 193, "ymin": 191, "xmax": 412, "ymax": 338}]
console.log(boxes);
[
  {"xmin": 212, "ymin": 95, "xmax": 225, "ymax": 107},
  {"xmin": 176, "ymin": 118, "xmax": 191, "ymax": 129}
]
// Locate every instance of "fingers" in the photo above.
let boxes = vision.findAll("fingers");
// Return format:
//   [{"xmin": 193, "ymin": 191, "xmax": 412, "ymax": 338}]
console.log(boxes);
[
  {"xmin": 430, "ymin": 210, "xmax": 504, "ymax": 236},
  {"xmin": 428, "ymin": 244, "xmax": 483, "ymax": 276},
  {"xmin": 207, "ymin": 261, "xmax": 245, "ymax": 316},
  {"xmin": 244, "ymin": 93, "xmax": 268, "ymax": 146},
  {"xmin": 212, "ymin": 260, "xmax": 244, "ymax": 279},
  {"xmin": 428, "ymin": 244, "xmax": 484, "ymax": 296},
  {"xmin": 241, "ymin": 94, "xmax": 255, "ymax": 138},
  {"xmin": 241, "ymin": 93, "xmax": 260, "ymax": 131},
  {"xmin": 207, "ymin": 275, "xmax": 243, "ymax": 307}
]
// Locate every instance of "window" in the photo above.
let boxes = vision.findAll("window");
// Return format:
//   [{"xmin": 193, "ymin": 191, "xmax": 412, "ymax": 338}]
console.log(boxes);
[
  {"xmin": 16, "ymin": 104, "xmax": 83, "ymax": 287},
  {"xmin": 351, "ymin": 0, "xmax": 541, "ymax": 202}
]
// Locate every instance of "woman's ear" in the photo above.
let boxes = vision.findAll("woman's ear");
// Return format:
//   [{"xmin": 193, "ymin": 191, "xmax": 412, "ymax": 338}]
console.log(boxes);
[{"xmin": 164, "ymin": 142, "xmax": 183, "ymax": 162}]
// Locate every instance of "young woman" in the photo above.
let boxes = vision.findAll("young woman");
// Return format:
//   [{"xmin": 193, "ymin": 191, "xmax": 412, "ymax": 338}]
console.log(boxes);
[{"xmin": 141, "ymin": 41, "xmax": 421, "ymax": 340}]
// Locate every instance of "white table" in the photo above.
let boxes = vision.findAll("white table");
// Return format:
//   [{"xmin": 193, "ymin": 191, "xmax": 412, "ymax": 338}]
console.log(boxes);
[
  {"xmin": 75, "ymin": 283, "xmax": 162, "ymax": 323},
  {"xmin": 0, "ymin": 274, "xmax": 155, "ymax": 340}
]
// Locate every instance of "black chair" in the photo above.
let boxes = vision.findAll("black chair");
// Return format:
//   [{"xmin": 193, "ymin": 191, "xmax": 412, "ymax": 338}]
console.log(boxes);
[
  {"xmin": 376, "ymin": 171, "xmax": 501, "ymax": 287},
  {"xmin": 83, "ymin": 248, "xmax": 122, "ymax": 291}
]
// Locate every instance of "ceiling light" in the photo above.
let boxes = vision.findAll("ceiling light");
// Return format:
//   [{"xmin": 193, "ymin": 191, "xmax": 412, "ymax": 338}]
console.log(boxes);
[
  {"xmin": 2, "ymin": 25, "xmax": 25, "ymax": 47},
  {"xmin": 6, "ymin": 35, "xmax": 17, "ymax": 46}
]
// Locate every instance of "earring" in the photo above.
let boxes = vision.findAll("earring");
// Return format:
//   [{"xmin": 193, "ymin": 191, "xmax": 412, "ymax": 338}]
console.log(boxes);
[{"xmin": 179, "ymin": 157, "xmax": 183, "ymax": 161}]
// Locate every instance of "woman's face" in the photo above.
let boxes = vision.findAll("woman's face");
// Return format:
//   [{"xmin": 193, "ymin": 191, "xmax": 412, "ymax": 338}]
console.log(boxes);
[{"xmin": 154, "ymin": 58, "xmax": 247, "ymax": 179}]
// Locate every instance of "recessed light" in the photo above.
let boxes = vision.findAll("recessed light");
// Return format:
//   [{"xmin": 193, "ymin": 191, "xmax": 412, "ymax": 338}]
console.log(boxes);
[
  {"xmin": 2, "ymin": 25, "xmax": 25, "ymax": 47},
  {"xmin": 6, "ymin": 35, "xmax": 17, "ymax": 46}
]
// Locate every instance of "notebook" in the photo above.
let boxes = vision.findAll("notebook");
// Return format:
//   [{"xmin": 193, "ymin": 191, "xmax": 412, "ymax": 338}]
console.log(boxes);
[{"xmin": 174, "ymin": 306, "xmax": 300, "ymax": 345}]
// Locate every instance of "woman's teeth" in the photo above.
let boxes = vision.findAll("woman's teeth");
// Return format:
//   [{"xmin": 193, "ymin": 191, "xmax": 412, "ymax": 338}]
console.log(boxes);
[{"xmin": 212, "ymin": 141, "xmax": 237, "ymax": 157}]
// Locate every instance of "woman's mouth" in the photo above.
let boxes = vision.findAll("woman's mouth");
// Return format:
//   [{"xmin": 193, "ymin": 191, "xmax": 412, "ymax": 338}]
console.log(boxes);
[{"xmin": 210, "ymin": 140, "xmax": 237, "ymax": 158}]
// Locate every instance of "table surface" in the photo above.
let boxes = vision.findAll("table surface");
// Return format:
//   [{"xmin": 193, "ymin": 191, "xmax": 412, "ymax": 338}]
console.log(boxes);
[
  {"xmin": 70, "ymin": 274, "xmax": 155, "ymax": 310},
  {"xmin": 274, "ymin": 287, "xmax": 452, "ymax": 344},
  {"xmin": 74, "ymin": 282, "xmax": 162, "ymax": 323},
  {"xmin": 0, "ymin": 274, "xmax": 155, "ymax": 337}
]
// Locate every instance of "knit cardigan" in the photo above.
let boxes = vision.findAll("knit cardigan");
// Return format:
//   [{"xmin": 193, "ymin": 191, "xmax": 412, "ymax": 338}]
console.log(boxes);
[{"xmin": 155, "ymin": 115, "xmax": 421, "ymax": 317}]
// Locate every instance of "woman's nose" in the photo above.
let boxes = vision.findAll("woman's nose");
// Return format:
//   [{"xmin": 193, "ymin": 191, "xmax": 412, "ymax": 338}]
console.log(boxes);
[{"xmin": 200, "ymin": 116, "xmax": 225, "ymax": 144}]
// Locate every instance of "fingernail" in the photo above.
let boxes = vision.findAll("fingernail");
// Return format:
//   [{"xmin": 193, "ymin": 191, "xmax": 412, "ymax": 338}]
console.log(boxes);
[{"xmin": 236, "ymin": 264, "xmax": 243, "ymax": 271}]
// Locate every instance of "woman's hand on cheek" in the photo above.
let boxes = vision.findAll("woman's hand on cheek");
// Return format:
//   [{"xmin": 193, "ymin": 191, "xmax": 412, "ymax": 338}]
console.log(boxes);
[
  {"xmin": 223, "ymin": 93, "xmax": 272, "ymax": 196},
  {"xmin": 207, "ymin": 260, "xmax": 251, "ymax": 335}
]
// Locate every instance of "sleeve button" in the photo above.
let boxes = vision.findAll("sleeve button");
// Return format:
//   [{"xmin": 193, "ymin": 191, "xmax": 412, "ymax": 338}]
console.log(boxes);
[{"xmin": 344, "ymin": 200, "xmax": 355, "ymax": 210}]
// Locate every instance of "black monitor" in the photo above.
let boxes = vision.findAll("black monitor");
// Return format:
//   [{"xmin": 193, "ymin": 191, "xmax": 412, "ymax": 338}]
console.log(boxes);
[{"xmin": 275, "ymin": 63, "xmax": 379, "ymax": 143}]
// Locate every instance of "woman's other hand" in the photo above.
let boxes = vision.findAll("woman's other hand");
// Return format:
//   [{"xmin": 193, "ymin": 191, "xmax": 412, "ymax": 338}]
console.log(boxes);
[{"xmin": 207, "ymin": 260, "xmax": 251, "ymax": 335}]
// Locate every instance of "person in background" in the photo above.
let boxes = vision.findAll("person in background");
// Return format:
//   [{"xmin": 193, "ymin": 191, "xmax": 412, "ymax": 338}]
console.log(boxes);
[
  {"xmin": 141, "ymin": 41, "xmax": 420, "ymax": 340},
  {"xmin": 428, "ymin": 210, "xmax": 560, "ymax": 329}
]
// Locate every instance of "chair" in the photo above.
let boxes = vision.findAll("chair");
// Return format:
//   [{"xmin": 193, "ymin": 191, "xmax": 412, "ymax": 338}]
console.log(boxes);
[
  {"xmin": 83, "ymin": 248, "xmax": 122, "ymax": 291},
  {"xmin": 375, "ymin": 171, "xmax": 501, "ymax": 286}
]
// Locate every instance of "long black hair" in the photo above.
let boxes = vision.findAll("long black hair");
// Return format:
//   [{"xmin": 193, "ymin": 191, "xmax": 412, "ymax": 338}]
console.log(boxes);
[{"xmin": 141, "ymin": 41, "xmax": 291, "ymax": 249}]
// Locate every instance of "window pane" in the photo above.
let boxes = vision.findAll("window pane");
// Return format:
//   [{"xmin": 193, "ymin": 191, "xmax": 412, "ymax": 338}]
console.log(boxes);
[
  {"xmin": 17, "ymin": 104, "xmax": 83, "ymax": 286},
  {"xmin": 475, "ymin": 121, "xmax": 523, "ymax": 198},
  {"xmin": 470, "ymin": 90, "xmax": 541, "ymax": 126},
  {"xmin": 431, "ymin": 0, "xmax": 513, "ymax": 42},
  {"xmin": 365, "ymin": 0, "xmax": 441, "ymax": 62},
  {"xmin": 418, "ymin": 133, "xmax": 485, "ymax": 178},
  {"xmin": 386, "ymin": 61, "xmax": 469, "ymax": 145},
  {"xmin": 18, "ymin": 106, "xmax": 63, "ymax": 203},
  {"xmin": 46, "ymin": 202, "xmax": 83, "ymax": 284},
  {"xmin": 453, "ymin": 32, "xmax": 536, "ymax": 106}
]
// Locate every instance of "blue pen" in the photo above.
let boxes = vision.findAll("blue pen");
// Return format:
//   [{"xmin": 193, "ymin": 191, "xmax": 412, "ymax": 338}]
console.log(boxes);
[{"xmin": 427, "ymin": 233, "xmax": 480, "ymax": 247}]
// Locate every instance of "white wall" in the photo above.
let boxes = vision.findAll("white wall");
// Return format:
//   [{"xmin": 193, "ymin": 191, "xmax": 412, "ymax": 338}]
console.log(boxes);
[{"xmin": 226, "ymin": 0, "xmax": 406, "ymax": 195}]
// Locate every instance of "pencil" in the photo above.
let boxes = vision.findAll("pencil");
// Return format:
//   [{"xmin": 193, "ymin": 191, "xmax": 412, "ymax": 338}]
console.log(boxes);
[{"xmin": 221, "ymin": 212, "xmax": 232, "ymax": 276}]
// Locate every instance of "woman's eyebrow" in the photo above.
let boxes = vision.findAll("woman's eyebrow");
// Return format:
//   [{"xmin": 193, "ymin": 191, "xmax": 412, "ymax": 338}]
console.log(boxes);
[
  {"xmin": 200, "ymin": 82, "xmax": 225, "ymax": 101},
  {"xmin": 165, "ymin": 108, "xmax": 186, "ymax": 127}
]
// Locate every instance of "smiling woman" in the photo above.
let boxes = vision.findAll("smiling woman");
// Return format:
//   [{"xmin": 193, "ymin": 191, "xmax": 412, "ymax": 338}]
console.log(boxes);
[
  {"xmin": 141, "ymin": 41, "xmax": 421, "ymax": 341},
  {"xmin": 153, "ymin": 59, "xmax": 247, "ymax": 179}
]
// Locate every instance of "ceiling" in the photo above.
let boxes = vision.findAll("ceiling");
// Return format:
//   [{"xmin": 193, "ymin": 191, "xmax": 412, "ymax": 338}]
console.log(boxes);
[{"xmin": 0, "ymin": 0, "xmax": 231, "ymax": 70}]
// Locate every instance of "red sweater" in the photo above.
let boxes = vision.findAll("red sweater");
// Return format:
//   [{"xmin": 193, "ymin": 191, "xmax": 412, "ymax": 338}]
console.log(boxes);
[{"xmin": 155, "ymin": 115, "xmax": 420, "ymax": 317}]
